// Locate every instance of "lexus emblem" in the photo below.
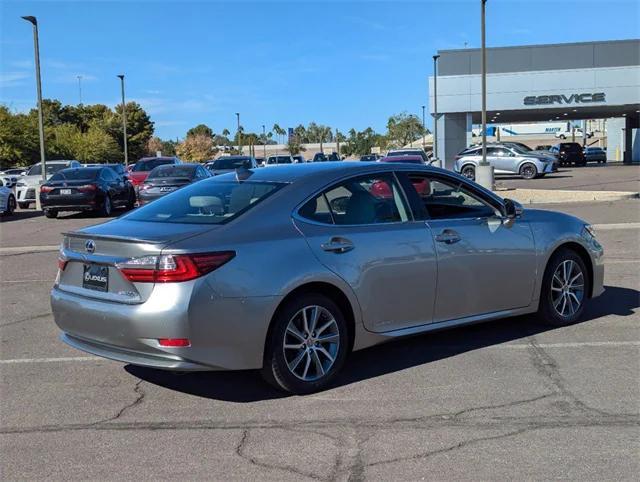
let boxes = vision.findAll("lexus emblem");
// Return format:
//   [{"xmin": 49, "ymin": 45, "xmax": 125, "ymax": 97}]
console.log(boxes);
[{"xmin": 85, "ymin": 240, "xmax": 96, "ymax": 254}]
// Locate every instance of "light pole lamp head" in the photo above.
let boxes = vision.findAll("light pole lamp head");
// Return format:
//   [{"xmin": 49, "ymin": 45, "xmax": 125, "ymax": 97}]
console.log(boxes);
[
  {"xmin": 117, "ymin": 74, "xmax": 125, "ymax": 80},
  {"xmin": 22, "ymin": 16, "xmax": 37, "ymax": 25},
  {"xmin": 433, "ymin": 54, "xmax": 440, "ymax": 61}
]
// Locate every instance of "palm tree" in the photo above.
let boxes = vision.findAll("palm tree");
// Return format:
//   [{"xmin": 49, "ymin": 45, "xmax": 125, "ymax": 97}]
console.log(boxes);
[{"xmin": 272, "ymin": 123, "xmax": 286, "ymax": 145}]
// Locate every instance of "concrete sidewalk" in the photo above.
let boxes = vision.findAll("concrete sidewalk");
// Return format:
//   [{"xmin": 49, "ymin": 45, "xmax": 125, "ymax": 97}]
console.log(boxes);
[{"xmin": 498, "ymin": 188, "xmax": 639, "ymax": 204}]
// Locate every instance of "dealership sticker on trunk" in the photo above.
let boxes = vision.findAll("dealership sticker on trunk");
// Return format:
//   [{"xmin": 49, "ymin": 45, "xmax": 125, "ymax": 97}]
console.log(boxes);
[{"xmin": 83, "ymin": 264, "xmax": 109, "ymax": 292}]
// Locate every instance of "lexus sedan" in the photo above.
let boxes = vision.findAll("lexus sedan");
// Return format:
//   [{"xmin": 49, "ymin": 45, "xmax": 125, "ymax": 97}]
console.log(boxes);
[{"xmin": 51, "ymin": 162, "xmax": 604, "ymax": 394}]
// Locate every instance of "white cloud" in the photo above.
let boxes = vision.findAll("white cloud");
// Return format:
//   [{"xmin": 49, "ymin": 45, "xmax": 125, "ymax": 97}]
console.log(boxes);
[{"xmin": 0, "ymin": 71, "xmax": 30, "ymax": 87}]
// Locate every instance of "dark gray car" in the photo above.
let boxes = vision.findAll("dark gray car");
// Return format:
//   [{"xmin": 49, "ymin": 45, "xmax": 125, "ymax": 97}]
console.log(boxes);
[
  {"xmin": 51, "ymin": 162, "xmax": 604, "ymax": 394},
  {"xmin": 206, "ymin": 156, "xmax": 258, "ymax": 176},
  {"xmin": 138, "ymin": 164, "xmax": 211, "ymax": 205}
]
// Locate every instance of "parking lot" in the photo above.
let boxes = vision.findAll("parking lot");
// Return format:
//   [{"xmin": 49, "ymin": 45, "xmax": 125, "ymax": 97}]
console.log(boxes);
[{"xmin": 1, "ymin": 164, "xmax": 639, "ymax": 480}]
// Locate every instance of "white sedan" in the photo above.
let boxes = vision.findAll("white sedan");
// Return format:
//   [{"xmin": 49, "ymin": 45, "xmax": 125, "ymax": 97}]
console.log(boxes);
[{"xmin": 0, "ymin": 178, "xmax": 16, "ymax": 215}]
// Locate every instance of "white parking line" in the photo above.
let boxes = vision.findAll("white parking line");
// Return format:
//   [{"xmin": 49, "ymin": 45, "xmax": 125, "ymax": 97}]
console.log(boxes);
[
  {"xmin": 0, "ymin": 356, "xmax": 101, "ymax": 364},
  {"xmin": 1, "ymin": 341, "xmax": 638, "ymax": 366},
  {"xmin": 593, "ymin": 222, "xmax": 640, "ymax": 230},
  {"xmin": 0, "ymin": 245, "xmax": 59, "ymax": 254},
  {"xmin": 497, "ymin": 341, "xmax": 640, "ymax": 349}
]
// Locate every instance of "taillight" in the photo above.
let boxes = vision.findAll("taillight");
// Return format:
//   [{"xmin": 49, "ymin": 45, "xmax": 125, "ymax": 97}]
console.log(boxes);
[
  {"xmin": 78, "ymin": 184, "xmax": 97, "ymax": 192},
  {"xmin": 57, "ymin": 256, "xmax": 68, "ymax": 271},
  {"xmin": 40, "ymin": 185, "xmax": 54, "ymax": 193},
  {"xmin": 158, "ymin": 338, "xmax": 190, "ymax": 347},
  {"xmin": 116, "ymin": 251, "xmax": 235, "ymax": 283}
]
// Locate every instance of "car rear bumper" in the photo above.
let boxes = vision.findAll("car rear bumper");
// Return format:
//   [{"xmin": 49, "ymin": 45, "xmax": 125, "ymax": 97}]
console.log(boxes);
[{"xmin": 51, "ymin": 284, "xmax": 280, "ymax": 371}]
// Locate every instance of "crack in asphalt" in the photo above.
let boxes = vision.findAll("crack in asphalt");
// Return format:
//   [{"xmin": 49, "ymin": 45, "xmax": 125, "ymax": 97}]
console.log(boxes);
[
  {"xmin": 0, "ymin": 312, "xmax": 51, "ymax": 328},
  {"xmin": 526, "ymin": 336, "xmax": 614, "ymax": 417},
  {"xmin": 87, "ymin": 379, "xmax": 145, "ymax": 427},
  {"xmin": 235, "ymin": 429, "xmax": 322, "ymax": 481}
]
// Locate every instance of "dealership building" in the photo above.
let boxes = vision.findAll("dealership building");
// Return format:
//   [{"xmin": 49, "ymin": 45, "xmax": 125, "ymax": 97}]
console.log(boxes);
[{"xmin": 428, "ymin": 39, "xmax": 640, "ymax": 168}]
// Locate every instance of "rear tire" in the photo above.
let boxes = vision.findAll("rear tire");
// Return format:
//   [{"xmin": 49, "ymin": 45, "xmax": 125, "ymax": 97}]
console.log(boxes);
[
  {"xmin": 537, "ymin": 248, "xmax": 590, "ymax": 326},
  {"xmin": 261, "ymin": 293, "xmax": 349, "ymax": 394},
  {"xmin": 98, "ymin": 195, "xmax": 112, "ymax": 217},
  {"xmin": 519, "ymin": 163, "xmax": 538, "ymax": 180},
  {"xmin": 4, "ymin": 195, "xmax": 16, "ymax": 215},
  {"xmin": 44, "ymin": 209, "xmax": 58, "ymax": 219},
  {"xmin": 461, "ymin": 165, "xmax": 476, "ymax": 181},
  {"xmin": 125, "ymin": 189, "xmax": 136, "ymax": 210}
]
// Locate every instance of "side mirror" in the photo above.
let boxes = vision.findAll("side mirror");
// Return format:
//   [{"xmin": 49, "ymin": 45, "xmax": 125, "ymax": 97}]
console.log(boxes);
[{"xmin": 503, "ymin": 198, "xmax": 523, "ymax": 219}]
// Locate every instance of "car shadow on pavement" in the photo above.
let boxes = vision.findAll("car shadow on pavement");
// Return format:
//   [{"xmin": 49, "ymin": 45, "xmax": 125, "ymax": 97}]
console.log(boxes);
[
  {"xmin": 0, "ymin": 210, "xmax": 43, "ymax": 222},
  {"xmin": 127, "ymin": 285, "xmax": 638, "ymax": 402}
]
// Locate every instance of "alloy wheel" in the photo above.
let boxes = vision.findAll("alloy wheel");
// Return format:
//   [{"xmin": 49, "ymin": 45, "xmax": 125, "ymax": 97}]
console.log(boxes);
[
  {"xmin": 282, "ymin": 305, "xmax": 340, "ymax": 381},
  {"xmin": 521, "ymin": 164, "xmax": 537, "ymax": 179},
  {"xmin": 461, "ymin": 166, "xmax": 475, "ymax": 181},
  {"xmin": 551, "ymin": 259, "xmax": 585, "ymax": 317}
]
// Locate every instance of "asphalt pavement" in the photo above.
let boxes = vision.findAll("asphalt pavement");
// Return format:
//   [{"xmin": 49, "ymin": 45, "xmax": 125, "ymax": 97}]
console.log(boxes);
[{"xmin": 1, "ymin": 189, "xmax": 639, "ymax": 479}]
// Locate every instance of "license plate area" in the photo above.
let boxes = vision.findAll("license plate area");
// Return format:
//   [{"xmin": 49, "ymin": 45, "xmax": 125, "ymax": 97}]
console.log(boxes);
[
  {"xmin": 83, "ymin": 264, "xmax": 109, "ymax": 292},
  {"xmin": 60, "ymin": 189, "xmax": 72, "ymax": 195}
]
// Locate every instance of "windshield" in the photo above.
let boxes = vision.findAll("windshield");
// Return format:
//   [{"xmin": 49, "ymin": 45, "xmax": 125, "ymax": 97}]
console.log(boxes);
[
  {"xmin": 132, "ymin": 158, "xmax": 174, "ymax": 172},
  {"xmin": 148, "ymin": 166, "xmax": 196, "ymax": 179},
  {"xmin": 124, "ymin": 180, "xmax": 285, "ymax": 224},
  {"xmin": 268, "ymin": 156, "xmax": 292, "ymax": 164},
  {"xmin": 27, "ymin": 164, "xmax": 69, "ymax": 176},
  {"xmin": 212, "ymin": 157, "xmax": 250, "ymax": 169},
  {"xmin": 50, "ymin": 169, "xmax": 99, "ymax": 181}
]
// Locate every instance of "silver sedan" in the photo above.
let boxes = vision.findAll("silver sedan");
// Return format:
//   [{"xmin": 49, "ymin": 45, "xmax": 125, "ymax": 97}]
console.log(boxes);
[{"xmin": 51, "ymin": 163, "xmax": 604, "ymax": 394}]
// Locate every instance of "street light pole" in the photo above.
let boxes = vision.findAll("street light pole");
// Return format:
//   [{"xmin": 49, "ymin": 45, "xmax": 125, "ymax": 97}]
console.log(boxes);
[
  {"xmin": 262, "ymin": 124, "xmax": 266, "ymax": 160},
  {"xmin": 432, "ymin": 54, "xmax": 440, "ymax": 167},
  {"xmin": 476, "ymin": 0, "xmax": 494, "ymax": 190},
  {"xmin": 22, "ymin": 15, "xmax": 46, "ymax": 210},
  {"xmin": 235, "ymin": 113, "xmax": 241, "ymax": 154},
  {"xmin": 117, "ymin": 75, "xmax": 128, "ymax": 167},
  {"xmin": 421, "ymin": 105, "xmax": 426, "ymax": 151},
  {"xmin": 77, "ymin": 75, "xmax": 82, "ymax": 104}
]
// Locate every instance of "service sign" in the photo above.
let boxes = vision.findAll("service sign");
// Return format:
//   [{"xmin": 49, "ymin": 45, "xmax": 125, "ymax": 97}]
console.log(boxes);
[{"xmin": 523, "ymin": 92, "xmax": 606, "ymax": 106}]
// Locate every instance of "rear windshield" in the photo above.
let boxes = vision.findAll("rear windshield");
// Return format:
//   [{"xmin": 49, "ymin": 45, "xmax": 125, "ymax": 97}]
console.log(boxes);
[
  {"xmin": 133, "ymin": 158, "xmax": 174, "ymax": 172},
  {"xmin": 268, "ymin": 156, "xmax": 292, "ymax": 164},
  {"xmin": 50, "ymin": 169, "xmax": 99, "ymax": 181},
  {"xmin": 212, "ymin": 157, "xmax": 251, "ymax": 169},
  {"xmin": 123, "ymin": 180, "xmax": 285, "ymax": 224},
  {"xmin": 28, "ymin": 164, "xmax": 69, "ymax": 176},
  {"xmin": 148, "ymin": 166, "xmax": 196, "ymax": 179},
  {"xmin": 560, "ymin": 143, "xmax": 581, "ymax": 151}
]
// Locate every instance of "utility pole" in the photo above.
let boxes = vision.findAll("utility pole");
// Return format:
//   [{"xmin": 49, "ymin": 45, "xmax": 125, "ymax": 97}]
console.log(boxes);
[
  {"xmin": 235, "ymin": 113, "xmax": 241, "ymax": 154},
  {"xmin": 421, "ymin": 105, "xmax": 426, "ymax": 151},
  {"xmin": 22, "ymin": 16, "xmax": 46, "ymax": 211},
  {"xmin": 117, "ymin": 75, "xmax": 128, "ymax": 166},
  {"xmin": 432, "ymin": 54, "xmax": 440, "ymax": 167},
  {"xmin": 476, "ymin": 0, "xmax": 494, "ymax": 190},
  {"xmin": 77, "ymin": 75, "xmax": 82, "ymax": 104}
]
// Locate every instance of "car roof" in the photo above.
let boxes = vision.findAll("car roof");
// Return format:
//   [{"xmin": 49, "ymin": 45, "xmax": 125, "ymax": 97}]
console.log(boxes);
[
  {"xmin": 225, "ymin": 161, "xmax": 437, "ymax": 183},
  {"xmin": 153, "ymin": 163, "xmax": 199, "ymax": 169},
  {"xmin": 138, "ymin": 156, "xmax": 176, "ymax": 161}
]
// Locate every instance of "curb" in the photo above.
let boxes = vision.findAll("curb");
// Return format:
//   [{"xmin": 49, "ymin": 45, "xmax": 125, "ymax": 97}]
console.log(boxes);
[{"xmin": 498, "ymin": 189, "xmax": 639, "ymax": 204}]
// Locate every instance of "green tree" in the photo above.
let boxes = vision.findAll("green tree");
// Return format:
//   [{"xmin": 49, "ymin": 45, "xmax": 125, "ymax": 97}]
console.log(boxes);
[
  {"xmin": 286, "ymin": 138, "xmax": 306, "ymax": 156},
  {"xmin": 0, "ymin": 106, "xmax": 39, "ymax": 166},
  {"xmin": 272, "ymin": 123, "xmax": 286, "ymax": 144},
  {"xmin": 176, "ymin": 133, "xmax": 216, "ymax": 162},
  {"xmin": 386, "ymin": 112, "xmax": 426, "ymax": 147},
  {"xmin": 186, "ymin": 124, "xmax": 214, "ymax": 138},
  {"xmin": 108, "ymin": 102, "xmax": 154, "ymax": 162}
]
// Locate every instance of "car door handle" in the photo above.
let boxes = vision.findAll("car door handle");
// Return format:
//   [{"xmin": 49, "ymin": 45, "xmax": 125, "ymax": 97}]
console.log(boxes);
[
  {"xmin": 435, "ymin": 229, "xmax": 461, "ymax": 244},
  {"xmin": 321, "ymin": 237, "xmax": 354, "ymax": 253}
]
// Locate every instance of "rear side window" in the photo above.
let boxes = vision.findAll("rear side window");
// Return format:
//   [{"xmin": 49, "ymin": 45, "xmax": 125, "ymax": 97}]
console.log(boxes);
[
  {"xmin": 124, "ymin": 180, "xmax": 285, "ymax": 224},
  {"xmin": 298, "ymin": 174, "xmax": 409, "ymax": 225}
]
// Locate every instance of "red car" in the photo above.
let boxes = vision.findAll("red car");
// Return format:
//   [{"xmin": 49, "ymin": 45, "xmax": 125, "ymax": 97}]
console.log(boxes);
[{"xmin": 128, "ymin": 157, "xmax": 181, "ymax": 187}]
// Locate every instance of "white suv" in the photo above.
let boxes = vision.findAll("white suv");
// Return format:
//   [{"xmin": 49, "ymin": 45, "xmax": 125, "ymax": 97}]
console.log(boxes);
[{"xmin": 16, "ymin": 160, "xmax": 80, "ymax": 209}]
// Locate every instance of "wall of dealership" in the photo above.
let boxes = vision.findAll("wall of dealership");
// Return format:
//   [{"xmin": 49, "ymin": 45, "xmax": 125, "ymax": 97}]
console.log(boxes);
[{"xmin": 428, "ymin": 39, "xmax": 640, "ymax": 168}]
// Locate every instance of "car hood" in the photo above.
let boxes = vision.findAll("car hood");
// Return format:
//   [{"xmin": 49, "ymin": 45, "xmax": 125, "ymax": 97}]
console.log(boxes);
[
  {"xmin": 210, "ymin": 169, "xmax": 235, "ymax": 176},
  {"xmin": 524, "ymin": 152, "xmax": 555, "ymax": 161},
  {"xmin": 17, "ymin": 174, "xmax": 48, "ymax": 187}
]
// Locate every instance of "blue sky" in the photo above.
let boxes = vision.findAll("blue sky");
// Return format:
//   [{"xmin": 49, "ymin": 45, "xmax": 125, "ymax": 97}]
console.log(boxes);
[{"xmin": 1, "ymin": 0, "xmax": 639, "ymax": 140}]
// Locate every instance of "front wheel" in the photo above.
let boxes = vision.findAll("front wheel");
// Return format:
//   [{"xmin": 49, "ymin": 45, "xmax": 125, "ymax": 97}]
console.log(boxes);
[
  {"xmin": 44, "ymin": 209, "xmax": 58, "ymax": 219},
  {"xmin": 461, "ymin": 165, "xmax": 476, "ymax": 181},
  {"xmin": 262, "ymin": 293, "xmax": 349, "ymax": 394},
  {"xmin": 538, "ymin": 248, "xmax": 590, "ymax": 326},
  {"xmin": 519, "ymin": 163, "xmax": 538, "ymax": 180}
]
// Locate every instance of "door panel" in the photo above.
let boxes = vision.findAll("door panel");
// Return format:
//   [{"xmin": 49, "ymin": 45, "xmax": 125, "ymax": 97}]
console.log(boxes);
[
  {"xmin": 428, "ymin": 216, "xmax": 536, "ymax": 322},
  {"xmin": 295, "ymin": 220, "xmax": 438, "ymax": 332}
]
